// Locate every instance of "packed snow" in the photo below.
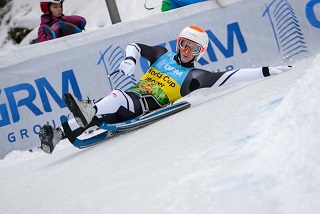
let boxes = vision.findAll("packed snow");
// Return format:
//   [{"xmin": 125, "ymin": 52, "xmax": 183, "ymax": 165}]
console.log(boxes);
[
  {"xmin": 0, "ymin": 54, "xmax": 319, "ymax": 213},
  {"xmin": 1, "ymin": 0, "xmax": 320, "ymax": 214}
]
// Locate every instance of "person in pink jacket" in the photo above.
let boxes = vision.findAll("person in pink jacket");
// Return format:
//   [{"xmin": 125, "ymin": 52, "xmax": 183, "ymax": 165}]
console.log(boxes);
[{"xmin": 38, "ymin": 0, "xmax": 86, "ymax": 42}]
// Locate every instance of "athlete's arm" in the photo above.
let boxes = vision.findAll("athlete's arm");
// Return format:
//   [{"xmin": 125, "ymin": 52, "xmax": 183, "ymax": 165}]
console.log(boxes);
[
  {"xmin": 136, "ymin": 43, "xmax": 168, "ymax": 64},
  {"xmin": 124, "ymin": 43, "xmax": 168, "ymax": 65},
  {"xmin": 119, "ymin": 43, "xmax": 168, "ymax": 75},
  {"xmin": 180, "ymin": 68, "xmax": 223, "ymax": 96},
  {"xmin": 181, "ymin": 66, "xmax": 292, "ymax": 96},
  {"xmin": 210, "ymin": 66, "xmax": 292, "ymax": 87}
]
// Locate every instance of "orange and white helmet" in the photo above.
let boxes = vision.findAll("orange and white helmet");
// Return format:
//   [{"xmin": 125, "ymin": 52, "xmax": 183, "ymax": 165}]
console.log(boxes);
[
  {"xmin": 40, "ymin": 0, "xmax": 64, "ymax": 14},
  {"xmin": 176, "ymin": 26, "xmax": 209, "ymax": 61}
]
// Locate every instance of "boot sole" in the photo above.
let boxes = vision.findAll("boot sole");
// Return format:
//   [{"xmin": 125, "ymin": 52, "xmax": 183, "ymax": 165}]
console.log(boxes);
[
  {"xmin": 39, "ymin": 125, "xmax": 54, "ymax": 154},
  {"xmin": 64, "ymin": 92, "xmax": 88, "ymax": 127}
]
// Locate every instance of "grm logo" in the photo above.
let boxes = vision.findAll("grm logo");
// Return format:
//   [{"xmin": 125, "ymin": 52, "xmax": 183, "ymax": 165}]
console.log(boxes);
[
  {"xmin": 0, "ymin": 69, "xmax": 81, "ymax": 127},
  {"xmin": 139, "ymin": 22, "xmax": 248, "ymax": 71}
]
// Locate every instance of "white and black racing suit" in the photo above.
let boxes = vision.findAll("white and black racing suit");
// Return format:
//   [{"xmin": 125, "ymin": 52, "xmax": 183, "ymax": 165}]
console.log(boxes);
[{"xmin": 66, "ymin": 43, "xmax": 275, "ymax": 136}]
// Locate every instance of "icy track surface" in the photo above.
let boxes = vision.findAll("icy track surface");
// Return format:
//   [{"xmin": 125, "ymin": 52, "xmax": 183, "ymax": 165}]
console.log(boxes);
[{"xmin": 1, "ymin": 55, "xmax": 320, "ymax": 214}]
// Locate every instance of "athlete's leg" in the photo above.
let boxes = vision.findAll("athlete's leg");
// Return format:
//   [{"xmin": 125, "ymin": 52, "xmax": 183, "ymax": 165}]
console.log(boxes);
[
  {"xmin": 64, "ymin": 90, "xmax": 143, "ymax": 127},
  {"xmin": 95, "ymin": 90, "xmax": 143, "ymax": 122},
  {"xmin": 39, "ymin": 117, "xmax": 90, "ymax": 154}
]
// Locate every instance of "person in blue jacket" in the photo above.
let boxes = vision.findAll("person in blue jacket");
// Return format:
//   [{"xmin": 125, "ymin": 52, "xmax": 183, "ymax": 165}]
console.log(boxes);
[{"xmin": 162, "ymin": 0, "xmax": 227, "ymax": 11}]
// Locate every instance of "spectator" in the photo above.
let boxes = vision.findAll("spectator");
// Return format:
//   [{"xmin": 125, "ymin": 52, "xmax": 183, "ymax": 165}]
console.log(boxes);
[
  {"xmin": 38, "ymin": 0, "xmax": 86, "ymax": 42},
  {"xmin": 162, "ymin": 0, "xmax": 227, "ymax": 12}
]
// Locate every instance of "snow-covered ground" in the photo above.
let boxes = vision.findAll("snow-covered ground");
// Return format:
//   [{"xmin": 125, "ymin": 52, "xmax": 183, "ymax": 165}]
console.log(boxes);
[
  {"xmin": 1, "ymin": 53, "xmax": 319, "ymax": 213},
  {"xmin": 1, "ymin": 0, "xmax": 320, "ymax": 213}
]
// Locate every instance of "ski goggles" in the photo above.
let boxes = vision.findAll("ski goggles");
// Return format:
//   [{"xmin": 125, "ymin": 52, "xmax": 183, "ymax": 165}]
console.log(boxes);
[{"xmin": 177, "ymin": 38, "xmax": 203, "ymax": 55}]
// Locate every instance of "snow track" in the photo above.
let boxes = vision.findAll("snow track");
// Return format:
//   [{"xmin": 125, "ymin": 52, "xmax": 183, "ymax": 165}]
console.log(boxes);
[{"xmin": 1, "ymin": 56, "xmax": 319, "ymax": 214}]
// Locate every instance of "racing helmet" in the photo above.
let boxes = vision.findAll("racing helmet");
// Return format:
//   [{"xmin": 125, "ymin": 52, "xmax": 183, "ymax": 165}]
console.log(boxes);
[
  {"xmin": 40, "ymin": 0, "xmax": 64, "ymax": 14},
  {"xmin": 176, "ymin": 26, "xmax": 209, "ymax": 61}
]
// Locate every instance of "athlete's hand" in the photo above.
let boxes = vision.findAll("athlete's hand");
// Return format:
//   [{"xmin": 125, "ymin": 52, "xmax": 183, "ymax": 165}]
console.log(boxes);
[
  {"xmin": 269, "ymin": 65, "xmax": 293, "ymax": 75},
  {"xmin": 119, "ymin": 58, "xmax": 136, "ymax": 76}
]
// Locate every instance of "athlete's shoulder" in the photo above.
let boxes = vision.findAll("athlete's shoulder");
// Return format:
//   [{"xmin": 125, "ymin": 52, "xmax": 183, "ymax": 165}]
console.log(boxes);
[
  {"xmin": 137, "ymin": 43, "xmax": 168, "ymax": 54},
  {"xmin": 137, "ymin": 43, "xmax": 169, "ymax": 64},
  {"xmin": 153, "ymin": 45, "xmax": 168, "ymax": 53}
]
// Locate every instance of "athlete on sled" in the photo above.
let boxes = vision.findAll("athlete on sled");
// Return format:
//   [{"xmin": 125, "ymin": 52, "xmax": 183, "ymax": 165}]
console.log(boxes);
[{"xmin": 39, "ymin": 25, "xmax": 292, "ymax": 154}]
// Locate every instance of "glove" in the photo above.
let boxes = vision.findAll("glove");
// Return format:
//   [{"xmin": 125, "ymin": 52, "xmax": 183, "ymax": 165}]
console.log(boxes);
[
  {"xmin": 80, "ymin": 20, "xmax": 86, "ymax": 30},
  {"xmin": 269, "ymin": 65, "xmax": 293, "ymax": 75},
  {"xmin": 42, "ymin": 25, "xmax": 57, "ymax": 39},
  {"xmin": 59, "ymin": 21, "xmax": 82, "ymax": 35},
  {"xmin": 216, "ymin": 0, "xmax": 228, "ymax": 7},
  {"xmin": 119, "ymin": 58, "xmax": 136, "ymax": 75}
]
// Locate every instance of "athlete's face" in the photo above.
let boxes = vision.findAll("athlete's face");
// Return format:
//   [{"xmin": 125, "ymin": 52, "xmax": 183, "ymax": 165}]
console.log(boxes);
[
  {"xmin": 179, "ymin": 48, "xmax": 195, "ymax": 63},
  {"xmin": 50, "ymin": 3, "xmax": 62, "ymax": 17}
]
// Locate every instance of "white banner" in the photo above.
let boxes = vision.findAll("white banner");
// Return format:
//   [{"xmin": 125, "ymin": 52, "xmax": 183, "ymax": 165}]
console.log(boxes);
[{"xmin": 1, "ymin": 0, "xmax": 319, "ymax": 158}]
